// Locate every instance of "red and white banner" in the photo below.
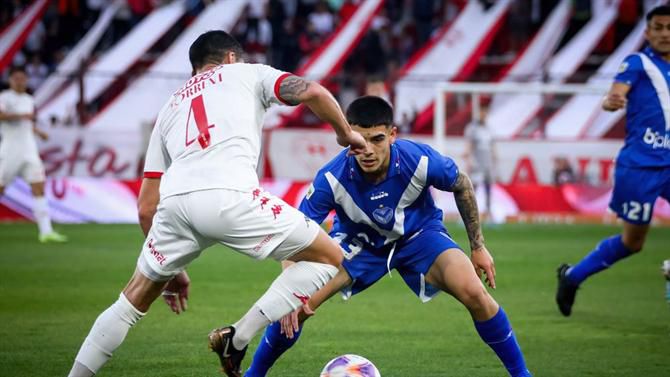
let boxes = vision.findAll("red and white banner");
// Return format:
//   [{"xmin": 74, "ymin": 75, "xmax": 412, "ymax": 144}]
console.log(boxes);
[
  {"xmin": 266, "ymin": 129, "xmax": 621, "ymax": 185},
  {"xmin": 35, "ymin": 127, "xmax": 622, "ymax": 186},
  {"xmin": 2, "ymin": 178, "xmax": 669, "ymax": 225},
  {"xmin": 37, "ymin": 128, "xmax": 146, "ymax": 179},
  {"xmin": 394, "ymin": 0, "xmax": 511, "ymax": 131},
  {"xmin": 0, "ymin": 0, "xmax": 50, "ymax": 72}
]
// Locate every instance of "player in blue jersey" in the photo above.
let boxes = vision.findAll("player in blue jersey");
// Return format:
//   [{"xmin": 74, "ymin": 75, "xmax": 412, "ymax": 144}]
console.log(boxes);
[
  {"xmin": 556, "ymin": 5, "xmax": 670, "ymax": 317},
  {"xmin": 245, "ymin": 96, "xmax": 532, "ymax": 377}
]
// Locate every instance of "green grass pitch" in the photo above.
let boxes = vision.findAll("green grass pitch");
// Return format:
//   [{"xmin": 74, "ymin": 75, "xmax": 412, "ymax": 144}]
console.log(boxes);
[{"xmin": 0, "ymin": 223, "xmax": 668, "ymax": 376}]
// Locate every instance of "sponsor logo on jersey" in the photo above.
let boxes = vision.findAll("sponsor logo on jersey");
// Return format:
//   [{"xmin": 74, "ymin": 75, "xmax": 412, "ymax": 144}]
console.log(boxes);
[
  {"xmin": 643, "ymin": 127, "xmax": 670, "ymax": 150},
  {"xmin": 369, "ymin": 191, "xmax": 389, "ymax": 200},
  {"xmin": 372, "ymin": 206, "xmax": 394, "ymax": 224}
]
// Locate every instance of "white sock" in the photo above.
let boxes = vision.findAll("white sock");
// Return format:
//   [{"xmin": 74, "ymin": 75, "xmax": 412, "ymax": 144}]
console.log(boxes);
[
  {"xmin": 68, "ymin": 362, "xmax": 94, "ymax": 377},
  {"xmin": 33, "ymin": 196, "xmax": 53, "ymax": 236},
  {"xmin": 231, "ymin": 262, "xmax": 337, "ymax": 349},
  {"xmin": 68, "ymin": 294, "xmax": 145, "ymax": 376},
  {"xmin": 232, "ymin": 305, "xmax": 271, "ymax": 350}
]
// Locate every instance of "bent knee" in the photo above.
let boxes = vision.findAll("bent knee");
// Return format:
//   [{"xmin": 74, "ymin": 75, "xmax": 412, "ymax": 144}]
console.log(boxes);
[
  {"xmin": 313, "ymin": 246, "xmax": 343, "ymax": 266},
  {"xmin": 456, "ymin": 284, "xmax": 491, "ymax": 310}
]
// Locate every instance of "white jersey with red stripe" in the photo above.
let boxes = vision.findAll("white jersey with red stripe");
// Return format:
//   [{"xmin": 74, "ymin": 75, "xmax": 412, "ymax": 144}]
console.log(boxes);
[{"xmin": 144, "ymin": 63, "xmax": 291, "ymax": 198}]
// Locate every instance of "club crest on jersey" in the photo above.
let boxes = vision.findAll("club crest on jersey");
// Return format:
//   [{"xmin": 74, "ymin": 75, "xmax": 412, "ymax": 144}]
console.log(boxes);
[
  {"xmin": 373, "ymin": 206, "xmax": 394, "ymax": 224},
  {"xmin": 306, "ymin": 183, "xmax": 315, "ymax": 199},
  {"xmin": 370, "ymin": 191, "xmax": 388, "ymax": 200},
  {"xmin": 618, "ymin": 61, "xmax": 628, "ymax": 74}
]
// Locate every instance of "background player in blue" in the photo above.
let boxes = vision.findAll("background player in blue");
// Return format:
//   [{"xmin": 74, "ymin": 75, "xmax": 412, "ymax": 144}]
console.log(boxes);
[
  {"xmin": 245, "ymin": 96, "xmax": 532, "ymax": 377},
  {"xmin": 556, "ymin": 5, "xmax": 670, "ymax": 317}
]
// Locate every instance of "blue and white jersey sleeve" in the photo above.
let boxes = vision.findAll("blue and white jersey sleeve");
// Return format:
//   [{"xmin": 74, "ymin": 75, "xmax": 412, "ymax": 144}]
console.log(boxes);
[
  {"xmin": 614, "ymin": 54, "xmax": 642, "ymax": 87},
  {"xmin": 299, "ymin": 171, "xmax": 335, "ymax": 224},
  {"xmin": 423, "ymin": 145, "xmax": 460, "ymax": 191}
]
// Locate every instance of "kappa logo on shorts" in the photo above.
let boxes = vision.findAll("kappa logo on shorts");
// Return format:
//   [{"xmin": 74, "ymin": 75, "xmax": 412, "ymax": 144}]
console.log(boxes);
[
  {"xmin": 260, "ymin": 197, "xmax": 270, "ymax": 209},
  {"xmin": 252, "ymin": 188, "xmax": 261, "ymax": 201},
  {"xmin": 271, "ymin": 204, "xmax": 283, "ymax": 219},
  {"xmin": 292, "ymin": 293, "xmax": 310, "ymax": 305},
  {"xmin": 147, "ymin": 238, "xmax": 167, "ymax": 265}
]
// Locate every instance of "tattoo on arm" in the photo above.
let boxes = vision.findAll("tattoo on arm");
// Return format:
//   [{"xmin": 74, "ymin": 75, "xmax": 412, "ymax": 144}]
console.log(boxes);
[
  {"xmin": 279, "ymin": 75, "xmax": 310, "ymax": 105},
  {"xmin": 452, "ymin": 172, "xmax": 485, "ymax": 251}
]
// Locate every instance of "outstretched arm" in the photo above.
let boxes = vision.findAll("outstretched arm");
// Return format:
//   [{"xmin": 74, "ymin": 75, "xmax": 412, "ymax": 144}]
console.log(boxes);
[
  {"xmin": 279, "ymin": 76, "xmax": 366, "ymax": 154},
  {"xmin": 602, "ymin": 82, "xmax": 630, "ymax": 111},
  {"xmin": 280, "ymin": 266, "xmax": 352, "ymax": 338},
  {"xmin": 451, "ymin": 171, "xmax": 496, "ymax": 288}
]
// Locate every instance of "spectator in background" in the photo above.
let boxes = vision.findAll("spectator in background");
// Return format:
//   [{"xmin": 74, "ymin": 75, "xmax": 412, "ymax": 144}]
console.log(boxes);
[
  {"xmin": 413, "ymin": 0, "xmax": 436, "ymax": 46},
  {"xmin": 552, "ymin": 157, "xmax": 576, "ymax": 186},
  {"xmin": 463, "ymin": 104, "xmax": 496, "ymax": 216},
  {"xmin": 309, "ymin": 1, "xmax": 334, "ymax": 35},
  {"xmin": 24, "ymin": 21, "xmax": 46, "ymax": 56},
  {"xmin": 338, "ymin": 0, "xmax": 357, "ymax": 22},
  {"xmin": 279, "ymin": 20, "xmax": 301, "ymax": 71},
  {"xmin": 25, "ymin": 54, "xmax": 48, "ymax": 91},
  {"xmin": 268, "ymin": 0, "xmax": 286, "ymax": 67},
  {"xmin": 364, "ymin": 76, "xmax": 389, "ymax": 103},
  {"xmin": 398, "ymin": 111, "xmax": 416, "ymax": 134},
  {"xmin": 298, "ymin": 21, "xmax": 322, "ymax": 63}
]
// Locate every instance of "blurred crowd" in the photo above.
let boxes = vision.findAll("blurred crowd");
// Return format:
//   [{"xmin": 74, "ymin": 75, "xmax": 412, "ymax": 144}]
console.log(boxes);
[{"xmin": 0, "ymin": 0, "xmax": 651, "ymax": 132}]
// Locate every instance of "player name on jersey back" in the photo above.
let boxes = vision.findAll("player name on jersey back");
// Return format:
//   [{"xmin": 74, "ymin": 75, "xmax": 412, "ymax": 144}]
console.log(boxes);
[{"xmin": 144, "ymin": 63, "xmax": 289, "ymax": 198}]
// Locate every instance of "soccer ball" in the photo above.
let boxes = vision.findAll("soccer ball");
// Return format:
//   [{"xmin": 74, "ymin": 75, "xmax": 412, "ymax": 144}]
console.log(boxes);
[
  {"xmin": 320, "ymin": 354, "xmax": 381, "ymax": 377},
  {"xmin": 662, "ymin": 259, "xmax": 670, "ymax": 281}
]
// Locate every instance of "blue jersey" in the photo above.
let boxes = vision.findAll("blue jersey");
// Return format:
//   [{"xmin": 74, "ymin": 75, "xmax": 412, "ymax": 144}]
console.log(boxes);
[
  {"xmin": 299, "ymin": 139, "xmax": 460, "ymax": 257},
  {"xmin": 614, "ymin": 47, "xmax": 670, "ymax": 168}
]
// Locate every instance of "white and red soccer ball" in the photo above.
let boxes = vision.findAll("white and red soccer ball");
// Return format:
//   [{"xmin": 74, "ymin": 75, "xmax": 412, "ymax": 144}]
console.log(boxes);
[{"xmin": 320, "ymin": 354, "xmax": 381, "ymax": 377}]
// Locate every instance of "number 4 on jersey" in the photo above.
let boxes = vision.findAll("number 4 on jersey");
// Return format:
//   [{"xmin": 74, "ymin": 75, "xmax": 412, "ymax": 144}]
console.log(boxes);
[{"xmin": 185, "ymin": 94, "xmax": 215, "ymax": 149}]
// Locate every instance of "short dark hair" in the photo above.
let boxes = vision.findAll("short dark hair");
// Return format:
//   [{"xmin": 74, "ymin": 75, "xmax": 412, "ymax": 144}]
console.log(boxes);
[
  {"xmin": 646, "ymin": 5, "xmax": 670, "ymax": 22},
  {"xmin": 189, "ymin": 30, "xmax": 243, "ymax": 72},
  {"xmin": 9, "ymin": 65, "xmax": 26, "ymax": 75},
  {"xmin": 346, "ymin": 96, "xmax": 393, "ymax": 128}
]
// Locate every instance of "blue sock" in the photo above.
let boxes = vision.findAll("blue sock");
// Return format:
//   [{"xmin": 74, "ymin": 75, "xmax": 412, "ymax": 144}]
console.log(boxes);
[
  {"xmin": 244, "ymin": 321, "xmax": 302, "ymax": 377},
  {"xmin": 474, "ymin": 307, "xmax": 531, "ymax": 377},
  {"xmin": 566, "ymin": 235, "xmax": 633, "ymax": 286}
]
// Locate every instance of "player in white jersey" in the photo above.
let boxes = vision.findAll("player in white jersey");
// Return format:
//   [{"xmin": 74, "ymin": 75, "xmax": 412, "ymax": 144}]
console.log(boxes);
[
  {"xmin": 463, "ymin": 104, "xmax": 496, "ymax": 216},
  {"xmin": 0, "ymin": 66, "xmax": 66, "ymax": 243},
  {"xmin": 68, "ymin": 30, "xmax": 366, "ymax": 377}
]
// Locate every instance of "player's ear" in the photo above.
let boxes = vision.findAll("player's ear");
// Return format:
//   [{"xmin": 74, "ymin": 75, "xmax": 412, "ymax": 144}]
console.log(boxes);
[
  {"xmin": 389, "ymin": 125, "xmax": 398, "ymax": 143},
  {"xmin": 224, "ymin": 51, "xmax": 237, "ymax": 64}
]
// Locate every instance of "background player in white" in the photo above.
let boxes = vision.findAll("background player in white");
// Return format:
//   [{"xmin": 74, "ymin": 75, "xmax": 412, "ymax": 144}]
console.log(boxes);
[
  {"xmin": 67, "ymin": 30, "xmax": 366, "ymax": 377},
  {"xmin": 463, "ymin": 103, "xmax": 496, "ymax": 217},
  {"xmin": 0, "ymin": 66, "xmax": 67, "ymax": 243}
]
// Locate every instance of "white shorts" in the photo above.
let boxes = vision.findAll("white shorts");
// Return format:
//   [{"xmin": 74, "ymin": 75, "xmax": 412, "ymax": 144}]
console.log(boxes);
[
  {"xmin": 137, "ymin": 188, "xmax": 321, "ymax": 281},
  {"xmin": 0, "ymin": 154, "xmax": 45, "ymax": 186}
]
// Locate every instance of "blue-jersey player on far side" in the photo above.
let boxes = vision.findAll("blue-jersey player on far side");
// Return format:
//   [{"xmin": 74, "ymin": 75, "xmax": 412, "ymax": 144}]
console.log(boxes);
[
  {"xmin": 245, "ymin": 96, "xmax": 532, "ymax": 377},
  {"xmin": 556, "ymin": 5, "xmax": 670, "ymax": 316}
]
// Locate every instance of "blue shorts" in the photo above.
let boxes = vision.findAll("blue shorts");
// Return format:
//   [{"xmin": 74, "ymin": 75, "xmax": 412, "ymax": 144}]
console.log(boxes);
[
  {"xmin": 339, "ymin": 228, "xmax": 462, "ymax": 302},
  {"xmin": 609, "ymin": 165, "xmax": 670, "ymax": 225}
]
